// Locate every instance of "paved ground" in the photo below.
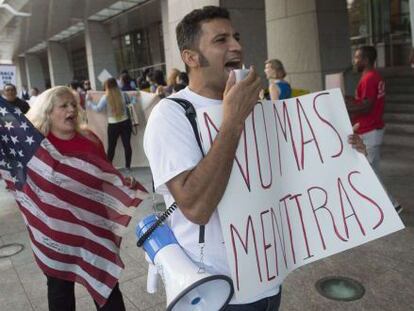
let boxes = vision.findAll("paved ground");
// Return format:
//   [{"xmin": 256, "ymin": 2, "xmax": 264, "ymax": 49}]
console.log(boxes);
[{"xmin": 0, "ymin": 143, "xmax": 413, "ymax": 311}]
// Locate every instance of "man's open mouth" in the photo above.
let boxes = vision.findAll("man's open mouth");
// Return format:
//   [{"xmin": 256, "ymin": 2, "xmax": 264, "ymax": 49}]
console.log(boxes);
[{"xmin": 225, "ymin": 60, "xmax": 242, "ymax": 71}]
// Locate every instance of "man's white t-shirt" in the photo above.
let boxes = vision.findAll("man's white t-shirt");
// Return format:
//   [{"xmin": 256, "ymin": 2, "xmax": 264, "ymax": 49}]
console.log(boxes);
[{"xmin": 143, "ymin": 87, "xmax": 279, "ymax": 304}]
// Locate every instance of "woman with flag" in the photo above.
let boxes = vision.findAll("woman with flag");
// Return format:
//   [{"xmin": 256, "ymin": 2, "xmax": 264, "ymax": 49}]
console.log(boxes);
[{"xmin": 0, "ymin": 86, "xmax": 146, "ymax": 310}]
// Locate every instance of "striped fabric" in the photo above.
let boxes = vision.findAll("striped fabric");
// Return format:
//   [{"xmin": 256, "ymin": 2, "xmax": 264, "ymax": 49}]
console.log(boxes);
[{"xmin": 0, "ymin": 97, "xmax": 147, "ymax": 306}]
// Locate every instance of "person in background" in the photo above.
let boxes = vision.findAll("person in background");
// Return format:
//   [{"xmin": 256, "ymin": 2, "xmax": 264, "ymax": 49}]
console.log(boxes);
[
  {"xmin": 160, "ymin": 68, "xmax": 181, "ymax": 97},
  {"xmin": 173, "ymin": 72, "xmax": 189, "ymax": 93},
  {"xmin": 263, "ymin": 58, "xmax": 292, "ymax": 100},
  {"xmin": 20, "ymin": 85, "xmax": 30, "ymax": 100},
  {"xmin": 147, "ymin": 70, "xmax": 166, "ymax": 94},
  {"xmin": 176, "ymin": 71, "xmax": 189, "ymax": 86},
  {"xmin": 118, "ymin": 69, "xmax": 137, "ymax": 91},
  {"xmin": 28, "ymin": 87, "xmax": 40, "ymax": 107},
  {"xmin": 86, "ymin": 78, "xmax": 135, "ymax": 171},
  {"xmin": 69, "ymin": 80, "xmax": 86, "ymax": 109},
  {"xmin": 346, "ymin": 45, "xmax": 402, "ymax": 214},
  {"xmin": 137, "ymin": 75, "xmax": 151, "ymax": 92},
  {"xmin": 2, "ymin": 83, "xmax": 30, "ymax": 113},
  {"xmin": 83, "ymin": 80, "xmax": 92, "ymax": 91}
]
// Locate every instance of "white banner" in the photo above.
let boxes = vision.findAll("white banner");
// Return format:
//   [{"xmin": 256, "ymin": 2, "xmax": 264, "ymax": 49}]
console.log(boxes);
[
  {"xmin": 0, "ymin": 65, "xmax": 16, "ymax": 89},
  {"xmin": 197, "ymin": 89, "xmax": 404, "ymax": 300}
]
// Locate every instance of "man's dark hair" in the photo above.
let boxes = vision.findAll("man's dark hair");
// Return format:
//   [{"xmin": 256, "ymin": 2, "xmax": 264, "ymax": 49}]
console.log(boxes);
[
  {"xmin": 3, "ymin": 83, "xmax": 16, "ymax": 91},
  {"xmin": 358, "ymin": 46, "xmax": 377, "ymax": 66},
  {"xmin": 176, "ymin": 6, "xmax": 230, "ymax": 53}
]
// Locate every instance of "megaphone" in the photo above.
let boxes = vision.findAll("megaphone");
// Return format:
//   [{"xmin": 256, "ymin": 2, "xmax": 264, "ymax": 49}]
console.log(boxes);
[{"xmin": 136, "ymin": 215, "xmax": 234, "ymax": 311}]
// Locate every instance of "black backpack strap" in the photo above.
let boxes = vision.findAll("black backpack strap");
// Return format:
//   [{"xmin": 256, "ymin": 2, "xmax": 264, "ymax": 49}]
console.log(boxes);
[
  {"xmin": 168, "ymin": 97, "xmax": 205, "ymax": 244},
  {"xmin": 168, "ymin": 97, "xmax": 205, "ymax": 157}
]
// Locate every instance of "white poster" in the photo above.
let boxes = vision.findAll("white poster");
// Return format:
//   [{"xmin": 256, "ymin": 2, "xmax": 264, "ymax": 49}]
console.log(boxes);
[
  {"xmin": 197, "ymin": 89, "xmax": 404, "ymax": 301},
  {"xmin": 0, "ymin": 65, "xmax": 16, "ymax": 89}
]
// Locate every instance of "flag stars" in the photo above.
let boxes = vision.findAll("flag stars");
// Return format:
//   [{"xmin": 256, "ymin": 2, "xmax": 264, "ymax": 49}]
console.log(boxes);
[
  {"xmin": 0, "ymin": 107, "xmax": 7, "ymax": 116},
  {"xmin": 14, "ymin": 108, "xmax": 22, "ymax": 116},
  {"xmin": 4, "ymin": 121, "xmax": 13, "ymax": 130},
  {"xmin": 20, "ymin": 122, "xmax": 29, "ymax": 131},
  {"xmin": 1, "ymin": 134, "xmax": 9, "ymax": 143},
  {"xmin": 9, "ymin": 148, "xmax": 16, "ymax": 156},
  {"xmin": 18, "ymin": 150, "xmax": 24, "ymax": 157},
  {"xmin": 25, "ymin": 136, "xmax": 34, "ymax": 145},
  {"xmin": 11, "ymin": 136, "xmax": 19, "ymax": 144}
]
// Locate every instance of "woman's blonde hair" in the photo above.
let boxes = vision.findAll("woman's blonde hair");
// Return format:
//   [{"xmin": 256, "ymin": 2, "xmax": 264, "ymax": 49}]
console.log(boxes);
[
  {"xmin": 104, "ymin": 78, "xmax": 124, "ymax": 118},
  {"xmin": 26, "ymin": 86, "xmax": 83, "ymax": 136},
  {"xmin": 265, "ymin": 59, "xmax": 287, "ymax": 79},
  {"xmin": 167, "ymin": 68, "xmax": 180, "ymax": 86}
]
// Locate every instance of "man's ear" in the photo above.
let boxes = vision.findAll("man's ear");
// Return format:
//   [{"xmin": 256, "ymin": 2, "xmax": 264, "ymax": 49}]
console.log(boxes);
[{"xmin": 182, "ymin": 49, "xmax": 199, "ymax": 70}]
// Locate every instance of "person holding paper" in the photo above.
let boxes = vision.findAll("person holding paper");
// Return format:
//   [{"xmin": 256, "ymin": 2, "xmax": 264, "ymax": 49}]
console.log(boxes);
[
  {"xmin": 346, "ymin": 46, "xmax": 402, "ymax": 214},
  {"xmin": 86, "ymin": 78, "xmax": 135, "ymax": 171},
  {"xmin": 144, "ymin": 6, "xmax": 366, "ymax": 310}
]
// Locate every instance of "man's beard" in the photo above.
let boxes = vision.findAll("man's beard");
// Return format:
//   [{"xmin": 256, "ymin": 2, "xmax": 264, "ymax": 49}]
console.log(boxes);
[{"xmin": 196, "ymin": 49, "xmax": 210, "ymax": 67}]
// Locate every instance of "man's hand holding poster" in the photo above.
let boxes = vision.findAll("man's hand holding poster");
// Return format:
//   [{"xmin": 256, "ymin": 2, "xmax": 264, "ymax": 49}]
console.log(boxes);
[{"xmin": 197, "ymin": 88, "xmax": 404, "ymax": 301}]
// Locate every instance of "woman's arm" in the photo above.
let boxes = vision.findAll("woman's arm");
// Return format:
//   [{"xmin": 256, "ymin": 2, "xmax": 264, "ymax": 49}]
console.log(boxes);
[
  {"xmin": 268, "ymin": 81, "xmax": 280, "ymax": 101},
  {"xmin": 87, "ymin": 95, "xmax": 108, "ymax": 112}
]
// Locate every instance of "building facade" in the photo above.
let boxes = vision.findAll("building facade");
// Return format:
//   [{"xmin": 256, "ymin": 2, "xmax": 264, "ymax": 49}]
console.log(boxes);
[{"xmin": 0, "ymin": 0, "xmax": 411, "ymax": 93}]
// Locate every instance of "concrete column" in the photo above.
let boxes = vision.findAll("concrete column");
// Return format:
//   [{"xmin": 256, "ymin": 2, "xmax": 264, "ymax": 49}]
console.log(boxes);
[
  {"xmin": 15, "ymin": 57, "xmax": 28, "ymax": 93},
  {"xmin": 265, "ymin": 0, "xmax": 351, "ymax": 92},
  {"xmin": 148, "ymin": 25, "xmax": 163, "ymax": 66},
  {"xmin": 25, "ymin": 54, "xmax": 46, "ymax": 91},
  {"xmin": 85, "ymin": 20, "xmax": 117, "ymax": 90},
  {"xmin": 47, "ymin": 41, "xmax": 73, "ymax": 87},
  {"xmin": 221, "ymin": 0, "xmax": 267, "ymax": 79},
  {"xmin": 163, "ymin": 0, "xmax": 219, "ymax": 73},
  {"xmin": 315, "ymin": 0, "xmax": 351, "ymax": 82}
]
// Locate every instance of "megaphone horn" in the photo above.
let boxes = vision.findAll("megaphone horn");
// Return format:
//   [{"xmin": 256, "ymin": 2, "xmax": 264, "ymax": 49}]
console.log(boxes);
[{"xmin": 136, "ymin": 215, "xmax": 234, "ymax": 311}]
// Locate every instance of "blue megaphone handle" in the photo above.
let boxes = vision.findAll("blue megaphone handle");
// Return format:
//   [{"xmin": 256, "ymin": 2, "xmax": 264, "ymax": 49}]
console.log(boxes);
[{"xmin": 136, "ymin": 215, "xmax": 178, "ymax": 262}]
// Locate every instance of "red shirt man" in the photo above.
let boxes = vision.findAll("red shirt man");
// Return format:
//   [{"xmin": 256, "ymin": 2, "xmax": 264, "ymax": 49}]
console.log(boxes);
[
  {"xmin": 353, "ymin": 69, "xmax": 385, "ymax": 134},
  {"xmin": 346, "ymin": 46, "xmax": 402, "ymax": 214}
]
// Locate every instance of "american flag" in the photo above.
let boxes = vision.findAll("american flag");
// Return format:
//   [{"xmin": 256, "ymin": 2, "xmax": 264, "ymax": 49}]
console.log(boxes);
[{"xmin": 0, "ymin": 96, "xmax": 147, "ymax": 306}]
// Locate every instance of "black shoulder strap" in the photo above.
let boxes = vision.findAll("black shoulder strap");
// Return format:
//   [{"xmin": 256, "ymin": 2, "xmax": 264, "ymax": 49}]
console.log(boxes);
[
  {"xmin": 168, "ymin": 97, "xmax": 205, "ymax": 157},
  {"xmin": 168, "ymin": 97, "xmax": 205, "ymax": 244}
]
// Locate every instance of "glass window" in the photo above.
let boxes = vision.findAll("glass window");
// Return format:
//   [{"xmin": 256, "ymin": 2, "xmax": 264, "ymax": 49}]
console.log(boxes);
[
  {"xmin": 125, "ymin": 34, "xmax": 131, "ymax": 46},
  {"xmin": 112, "ymin": 22, "xmax": 165, "ymax": 78},
  {"xmin": 348, "ymin": 0, "xmax": 371, "ymax": 44},
  {"xmin": 348, "ymin": 0, "xmax": 411, "ymax": 66},
  {"xmin": 71, "ymin": 48, "xmax": 88, "ymax": 81}
]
